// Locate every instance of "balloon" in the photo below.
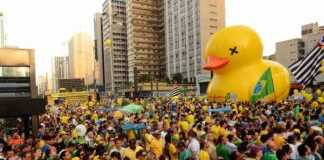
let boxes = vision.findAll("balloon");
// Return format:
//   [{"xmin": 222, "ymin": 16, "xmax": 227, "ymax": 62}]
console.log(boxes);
[
  {"xmin": 273, "ymin": 135, "xmax": 285, "ymax": 149},
  {"xmin": 104, "ymin": 39, "xmax": 112, "ymax": 47},
  {"xmin": 179, "ymin": 121, "xmax": 189, "ymax": 132},
  {"xmin": 311, "ymin": 101, "xmax": 319, "ymax": 109},
  {"xmin": 113, "ymin": 111, "xmax": 123, "ymax": 120},
  {"xmin": 318, "ymin": 97, "xmax": 324, "ymax": 103},
  {"xmin": 75, "ymin": 124, "xmax": 87, "ymax": 137},
  {"xmin": 316, "ymin": 89, "xmax": 322, "ymax": 96},
  {"xmin": 211, "ymin": 125, "xmax": 220, "ymax": 136},
  {"xmin": 202, "ymin": 105, "xmax": 209, "ymax": 112},
  {"xmin": 186, "ymin": 114, "xmax": 195, "ymax": 125},
  {"xmin": 203, "ymin": 26, "xmax": 290, "ymax": 102},
  {"xmin": 117, "ymin": 98, "xmax": 123, "ymax": 106},
  {"xmin": 304, "ymin": 94, "xmax": 313, "ymax": 102}
]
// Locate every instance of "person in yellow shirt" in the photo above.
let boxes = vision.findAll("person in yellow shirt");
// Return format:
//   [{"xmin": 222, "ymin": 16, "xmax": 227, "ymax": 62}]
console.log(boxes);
[
  {"xmin": 168, "ymin": 136, "xmax": 178, "ymax": 160},
  {"xmin": 148, "ymin": 130, "xmax": 164, "ymax": 158},
  {"xmin": 121, "ymin": 139, "xmax": 143, "ymax": 160},
  {"xmin": 198, "ymin": 141, "xmax": 210, "ymax": 160}
]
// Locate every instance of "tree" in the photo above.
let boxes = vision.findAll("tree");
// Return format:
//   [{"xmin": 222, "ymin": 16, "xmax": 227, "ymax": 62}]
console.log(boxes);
[
  {"xmin": 138, "ymin": 74, "xmax": 151, "ymax": 83},
  {"xmin": 172, "ymin": 73, "xmax": 183, "ymax": 84},
  {"xmin": 182, "ymin": 78, "xmax": 188, "ymax": 84}
]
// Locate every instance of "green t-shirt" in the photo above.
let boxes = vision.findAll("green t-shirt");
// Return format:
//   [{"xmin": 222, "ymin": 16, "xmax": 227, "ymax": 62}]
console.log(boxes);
[
  {"xmin": 216, "ymin": 144, "xmax": 231, "ymax": 160},
  {"xmin": 179, "ymin": 149, "xmax": 192, "ymax": 160},
  {"xmin": 262, "ymin": 152, "xmax": 278, "ymax": 160}
]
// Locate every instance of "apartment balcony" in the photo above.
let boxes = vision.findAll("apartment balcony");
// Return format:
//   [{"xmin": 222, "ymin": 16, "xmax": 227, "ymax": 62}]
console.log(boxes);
[
  {"xmin": 132, "ymin": 15, "xmax": 162, "ymax": 23},
  {"xmin": 133, "ymin": 44, "xmax": 164, "ymax": 50},
  {"xmin": 132, "ymin": 3, "xmax": 161, "ymax": 12}
]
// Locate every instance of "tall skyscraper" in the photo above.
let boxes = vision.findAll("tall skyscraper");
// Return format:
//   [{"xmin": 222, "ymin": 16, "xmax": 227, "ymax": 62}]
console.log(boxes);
[
  {"xmin": 51, "ymin": 56, "xmax": 69, "ymax": 92},
  {"xmin": 165, "ymin": 0, "xmax": 225, "ymax": 82},
  {"xmin": 102, "ymin": 0, "xmax": 128, "ymax": 95},
  {"xmin": 68, "ymin": 33, "xmax": 95, "ymax": 85},
  {"xmin": 126, "ymin": 0, "xmax": 165, "ymax": 83},
  {"xmin": 0, "ymin": 12, "xmax": 5, "ymax": 47},
  {"xmin": 94, "ymin": 13, "xmax": 104, "ymax": 88}
]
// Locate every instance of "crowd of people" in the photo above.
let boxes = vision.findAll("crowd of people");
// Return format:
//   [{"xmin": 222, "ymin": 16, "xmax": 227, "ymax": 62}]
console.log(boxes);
[{"xmin": 0, "ymin": 92, "xmax": 323, "ymax": 160}]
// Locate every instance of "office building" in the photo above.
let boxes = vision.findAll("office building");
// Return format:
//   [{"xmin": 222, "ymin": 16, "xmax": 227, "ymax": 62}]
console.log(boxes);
[
  {"xmin": 0, "ymin": 12, "xmax": 5, "ymax": 47},
  {"xmin": 275, "ymin": 38, "xmax": 305, "ymax": 68},
  {"xmin": 0, "ymin": 48, "xmax": 37, "ymax": 98},
  {"xmin": 102, "ymin": 0, "xmax": 128, "ymax": 95},
  {"xmin": 58, "ymin": 78, "xmax": 85, "ymax": 92},
  {"xmin": 0, "ymin": 48, "xmax": 45, "ymax": 135},
  {"xmin": 37, "ymin": 75, "xmax": 47, "ymax": 96},
  {"xmin": 126, "ymin": 0, "xmax": 165, "ymax": 83},
  {"xmin": 301, "ymin": 23, "xmax": 324, "ymax": 83},
  {"xmin": 164, "ymin": 0, "xmax": 225, "ymax": 94},
  {"xmin": 51, "ymin": 56, "xmax": 69, "ymax": 92},
  {"xmin": 164, "ymin": 0, "xmax": 226, "ymax": 79},
  {"xmin": 275, "ymin": 22, "xmax": 324, "ymax": 83},
  {"xmin": 68, "ymin": 32, "xmax": 95, "ymax": 85},
  {"xmin": 301, "ymin": 23, "xmax": 324, "ymax": 53},
  {"xmin": 94, "ymin": 13, "xmax": 104, "ymax": 88}
]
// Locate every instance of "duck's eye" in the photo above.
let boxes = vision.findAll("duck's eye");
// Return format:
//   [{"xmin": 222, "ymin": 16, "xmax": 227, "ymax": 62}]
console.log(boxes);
[{"xmin": 229, "ymin": 46, "xmax": 239, "ymax": 55}]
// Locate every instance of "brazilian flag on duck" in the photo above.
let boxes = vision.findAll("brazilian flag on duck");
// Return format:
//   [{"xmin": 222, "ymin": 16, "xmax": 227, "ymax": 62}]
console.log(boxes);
[{"xmin": 251, "ymin": 68, "xmax": 274, "ymax": 104}]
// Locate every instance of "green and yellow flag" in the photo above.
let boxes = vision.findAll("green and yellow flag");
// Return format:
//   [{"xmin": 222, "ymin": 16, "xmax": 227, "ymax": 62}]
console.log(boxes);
[{"xmin": 251, "ymin": 68, "xmax": 274, "ymax": 104}]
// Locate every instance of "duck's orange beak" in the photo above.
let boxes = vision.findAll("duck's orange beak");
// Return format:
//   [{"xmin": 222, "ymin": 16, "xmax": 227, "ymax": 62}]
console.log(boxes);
[{"xmin": 203, "ymin": 55, "xmax": 229, "ymax": 70}]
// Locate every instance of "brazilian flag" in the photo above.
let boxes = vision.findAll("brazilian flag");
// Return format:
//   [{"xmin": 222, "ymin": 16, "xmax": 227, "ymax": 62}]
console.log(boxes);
[{"xmin": 251, "ymin": 68, "xmax": 275, "ymax": 104}]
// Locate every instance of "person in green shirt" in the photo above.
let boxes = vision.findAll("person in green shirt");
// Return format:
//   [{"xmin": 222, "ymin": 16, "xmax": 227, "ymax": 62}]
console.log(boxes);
[
  {"xmin": 216, "ymin": 136, "xmax": 231, "ymax": 160},
  {"xmin": 178, "ymin": 141, "xmax": 192, "ymax": 160},
  {"xmin": 262, "ymin": 139, "xmax": 278, "ymax": 160}
]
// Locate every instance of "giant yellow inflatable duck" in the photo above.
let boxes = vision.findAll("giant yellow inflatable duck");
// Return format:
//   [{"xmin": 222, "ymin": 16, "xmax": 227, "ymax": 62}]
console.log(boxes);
[{"xmin": 203, "ymin": 25, "xmax": 290, "ymax": 102}]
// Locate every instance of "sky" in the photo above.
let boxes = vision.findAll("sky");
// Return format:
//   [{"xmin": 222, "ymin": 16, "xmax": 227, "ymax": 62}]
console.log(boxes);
[{"xmin": 0, "ymin": 0, "xmax": 324, "ymax": 77}]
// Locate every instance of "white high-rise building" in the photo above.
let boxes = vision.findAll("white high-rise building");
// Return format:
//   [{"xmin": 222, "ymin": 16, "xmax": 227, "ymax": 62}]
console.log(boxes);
[
  {"xmin": 102, "ymin": 0, "xmax": 128, "ymax": 95},
  {"xmin": 165, "ymin": 0, "xmax": 225, "ymax": 80},
  {"xmin": 0, "ymin": 12, "xmax": 5, "ymax": 48},
  {"xmin": 164, "ymin": 0, "xmax": 225, "ymax": 94},
  {"xmin": 68, "ymin": 32, "xmax": 95, "ymax": 85},
  {"xmin": 51, "ymin": 56, "xmax": 69, "ymax": 92}
]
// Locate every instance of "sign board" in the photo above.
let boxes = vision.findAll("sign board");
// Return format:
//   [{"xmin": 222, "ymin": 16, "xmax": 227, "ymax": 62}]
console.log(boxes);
[{"xmin": 197, "ymin": 73, "xmax": 211, "ymax": 83}]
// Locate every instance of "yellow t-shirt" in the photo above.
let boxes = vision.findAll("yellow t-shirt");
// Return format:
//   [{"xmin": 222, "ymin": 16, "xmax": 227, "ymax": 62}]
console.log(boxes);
[
  {"xmin": 150, "ymin": 138, "xmax": 164, "ymax": 157},
  {"xmin": 198, "ymin": 150, "xmax": 210, "ymax": 160},
  {"xmin": 121, "ymin": 146, "xmax": 143, "ymax": 160},
  {"xmin": 169, "ymin": 143, "xmax": 178, "ymax": 160},
  {"xmin": 60, "ymin": 116, "xmax": 69, "ymax": 124}
]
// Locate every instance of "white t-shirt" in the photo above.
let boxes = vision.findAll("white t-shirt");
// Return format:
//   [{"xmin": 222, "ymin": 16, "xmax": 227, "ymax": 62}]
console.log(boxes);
[{"xmin": 188, "ymin": 138, "xmax": 200, "ymax": 156}]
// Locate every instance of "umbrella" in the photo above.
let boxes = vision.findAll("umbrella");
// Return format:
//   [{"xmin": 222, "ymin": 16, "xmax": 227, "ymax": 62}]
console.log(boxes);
[{"xmin": 120, "ymin": 104, "xmax": 143, "ymax": 113}]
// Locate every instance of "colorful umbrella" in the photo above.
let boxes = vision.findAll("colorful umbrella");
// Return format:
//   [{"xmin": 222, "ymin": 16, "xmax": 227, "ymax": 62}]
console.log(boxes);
[{"xmin": 120, "ymin": 104, "xmax": 143, "ymax": 113}]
